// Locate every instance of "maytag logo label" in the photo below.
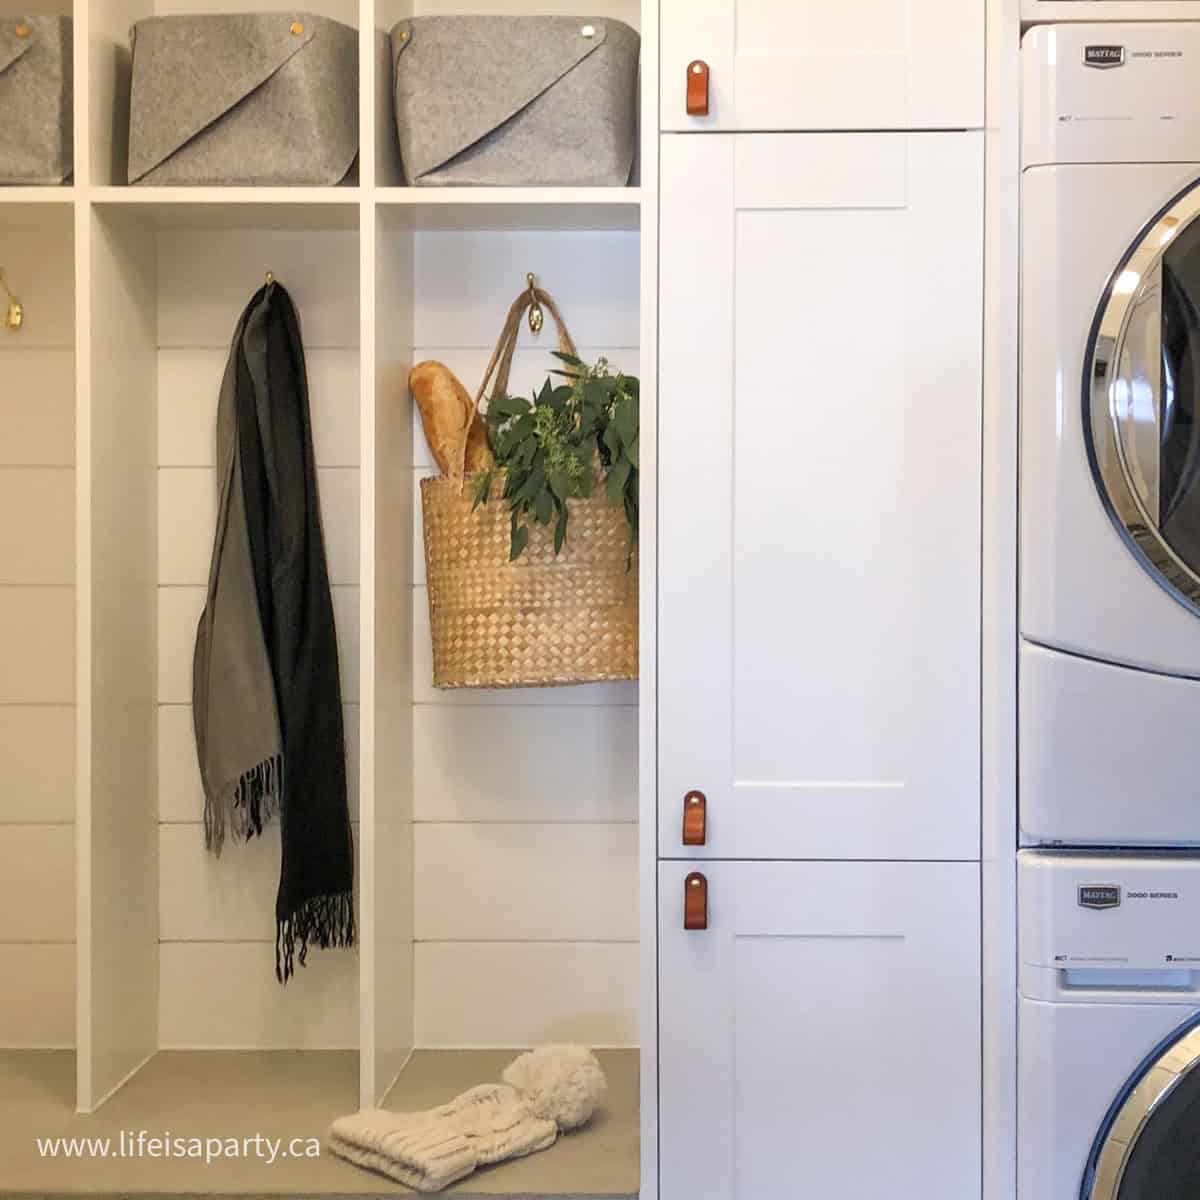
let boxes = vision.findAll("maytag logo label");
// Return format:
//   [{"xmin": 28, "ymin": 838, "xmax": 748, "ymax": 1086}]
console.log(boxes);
[
  {"xmin": 1084, "ymin": 45, "xmax": 1126, "ymax": 69},
  {"xmin": 1079, "ymin": 885, "xmax": 1122, "ymax": 911}
]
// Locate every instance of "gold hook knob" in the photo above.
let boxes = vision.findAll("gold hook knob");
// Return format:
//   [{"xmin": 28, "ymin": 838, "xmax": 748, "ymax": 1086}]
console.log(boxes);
[
  {"xmin": 526, "ymin": 272, "xmax": 544, "ymax": 336},
  {"xmin": 0, "ymin": 269, "xmax": 23, "ymax": 332}
]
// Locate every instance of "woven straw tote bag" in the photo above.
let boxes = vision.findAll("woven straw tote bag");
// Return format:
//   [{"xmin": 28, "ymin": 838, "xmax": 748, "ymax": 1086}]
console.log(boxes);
[{"xmin": 420, "ymin": 286, "xmax": 638, "ymax": 689}]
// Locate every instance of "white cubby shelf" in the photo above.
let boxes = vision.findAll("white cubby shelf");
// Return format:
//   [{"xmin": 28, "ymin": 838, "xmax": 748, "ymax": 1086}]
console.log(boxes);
[{"xmin": 0, "ymin": 0, "xmax": 659, "ymax": 1195}]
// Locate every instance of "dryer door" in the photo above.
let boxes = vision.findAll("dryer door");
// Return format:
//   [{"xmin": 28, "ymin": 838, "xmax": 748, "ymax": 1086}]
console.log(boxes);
[
  {"xmin": 1084, "ymin": 1018, "xmax": 1200, "ymax": 1198},
  {"xmin": 1088, "ymin": 177, "xmax": 1200, "ymax": 617}
]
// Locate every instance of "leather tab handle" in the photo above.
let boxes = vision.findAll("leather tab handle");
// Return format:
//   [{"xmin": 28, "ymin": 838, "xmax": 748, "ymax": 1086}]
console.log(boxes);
[
  {"xmin": 686, "ymin": 60, "xmax": 710, "ymax": 117},
  {"xmin": 682, "ymin": 790, "xmax": 707, "ymax": 846},
  {"xmin": 684, "ymin": 872, "xmax": 708, "ymax": 931}
]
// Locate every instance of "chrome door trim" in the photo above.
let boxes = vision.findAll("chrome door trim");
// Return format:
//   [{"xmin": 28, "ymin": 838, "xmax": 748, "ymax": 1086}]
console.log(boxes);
[
  {"xmin": 1085, "ymin": 1023, "xmax": 1200, "ymax": 1199},
  {"xmin": 1084, "ymin": 176, "xmax": 1200, "ymax": 617}
]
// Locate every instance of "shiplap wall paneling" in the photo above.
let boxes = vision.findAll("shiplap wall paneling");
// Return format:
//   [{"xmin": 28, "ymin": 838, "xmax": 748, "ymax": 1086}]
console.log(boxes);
[
  {"xmin": 407, "ymin": 227, "xmax": 640, "ymax": 1049},
  {"xmin": 360, "ymin": 214, "xmax": 416, "ymax": 1106},
  {"xmin": 0, "ymin": 213, "xmax": 76, "ymax": 1049},
  {"xmin": 151, "ymin": 223, "xmax": 362, "ymax": 1050},
  {"xmin": 78, "ymin": 206, "xmax": 158, "ymax": 1111}
]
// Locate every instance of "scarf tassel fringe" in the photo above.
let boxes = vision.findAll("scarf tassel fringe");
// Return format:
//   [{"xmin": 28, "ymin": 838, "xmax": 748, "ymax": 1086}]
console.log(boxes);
[
  {"xmin": 204, "ymin": 754, "xmax": 282, "ymax": 856},
  {"xmin": 277, "ymin": 891, "xmax": 356, "ymax": 984}
]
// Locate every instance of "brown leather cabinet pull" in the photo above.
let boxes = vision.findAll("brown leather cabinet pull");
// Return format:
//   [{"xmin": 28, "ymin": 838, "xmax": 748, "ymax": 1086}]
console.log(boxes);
[
  {"xmin": 684, "ymin": 872, "xmax": 708, "ymax": 930},
  {"xmin": 682, "ymin": 790, "xmax": 707, "ymax": 845},
  {"xmin": 686, "ymin": 60, "xmax": 710, "ymax": 117}
]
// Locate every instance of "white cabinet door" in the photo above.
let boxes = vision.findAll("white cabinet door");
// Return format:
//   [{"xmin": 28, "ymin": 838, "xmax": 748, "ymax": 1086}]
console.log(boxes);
[
  {"xmin": 658, "ymin": 860, "xmax": 981, "ymax": 1200},
  {"xmin": 661, "ymin": 0, "xmax": 984, "ymax": 132},
  {"xmin": 659, "ymin": 134, "xmax": 982, "ymax": 862}
]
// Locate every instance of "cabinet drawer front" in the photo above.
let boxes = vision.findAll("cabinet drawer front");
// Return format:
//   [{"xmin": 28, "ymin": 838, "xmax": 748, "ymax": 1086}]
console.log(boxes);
[
  {"xmin": 658, "ymin": 861, "xmax": 981, "ymax": 1199},
  {"xmin": 662, "ymin": 0, "xmax": 984, "ymax": 132},
  {"xmin": 658, "ymin": 133, "xmax": 983, "ymax": 862}
]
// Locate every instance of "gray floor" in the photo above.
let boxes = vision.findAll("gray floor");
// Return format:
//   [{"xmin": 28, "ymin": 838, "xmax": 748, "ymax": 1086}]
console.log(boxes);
[{"xmin": 0, "ymin": 1049, "xmax": 639, "ymax": 1197}]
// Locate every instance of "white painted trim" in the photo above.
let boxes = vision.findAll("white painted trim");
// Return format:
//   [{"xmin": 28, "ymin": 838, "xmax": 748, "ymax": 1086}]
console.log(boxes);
[
  {"xmin": 73, "ymin": 193, "xmax": 93, "ymax": 1115},
  {"xmin": 357, "ymin": 132, "xmax": 380, "ymax": 1114},
  {"xmin": 639, "ymin": 2, "xmax": 660, "ymax": 1197},
  {"xmin": 982, "ymin": 0, "xmax": 1021, "ymax": 1196}
]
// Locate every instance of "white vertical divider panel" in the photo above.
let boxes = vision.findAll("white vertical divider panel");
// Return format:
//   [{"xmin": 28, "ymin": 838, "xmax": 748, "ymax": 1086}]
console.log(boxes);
[
  {"xmin": 982, "ymin": 0, "xmax": 1020, "ymax": 1196},
  {"xmin": 360, "ymin": 205, "xmax": 416, "ymax": 1107},
  {"xmin": 70, "ymin": 0, "xmax": 91, "ymax": 1091},
  {"xmin": 77, "ymin": 207, "xmax": 159, "ymax": 1112},
  {"xmin": 639, "ymin": 2, "xmax": 658, "ymax": 1196}
]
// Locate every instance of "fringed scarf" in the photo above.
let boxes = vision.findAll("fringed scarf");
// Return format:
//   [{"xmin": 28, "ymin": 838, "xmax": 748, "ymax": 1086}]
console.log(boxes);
[{"xmin": 192, "ymin": 281, "xmax": 355, "ymax": 983}]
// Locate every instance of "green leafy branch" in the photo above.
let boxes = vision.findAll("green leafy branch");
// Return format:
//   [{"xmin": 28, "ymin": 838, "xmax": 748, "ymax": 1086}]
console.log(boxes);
[{"xmin": 473, "ymin": 353, "xmax": 639, "ymax": 563}]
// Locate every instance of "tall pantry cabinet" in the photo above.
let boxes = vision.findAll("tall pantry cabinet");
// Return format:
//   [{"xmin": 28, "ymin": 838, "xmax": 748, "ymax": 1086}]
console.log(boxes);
[{"xmin": 654, "ymin": 2, "xmax": 986, "ymax": 1197}]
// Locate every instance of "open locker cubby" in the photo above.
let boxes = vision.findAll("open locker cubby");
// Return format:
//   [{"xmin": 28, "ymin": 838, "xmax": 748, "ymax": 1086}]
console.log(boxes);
[
  {"xmin": 0, "ymin": 0, "xmax": 656, "ymax": 1194},
  {"xmin": 0, "ymin": 199, "xmax": 77, "ymax": 1051}
]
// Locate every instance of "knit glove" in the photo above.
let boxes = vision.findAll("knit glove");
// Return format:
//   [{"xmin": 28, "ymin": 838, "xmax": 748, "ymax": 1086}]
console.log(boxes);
[{"xmin": 328, "ymin": 1046, "xmax": 607, "ymax": 1193}]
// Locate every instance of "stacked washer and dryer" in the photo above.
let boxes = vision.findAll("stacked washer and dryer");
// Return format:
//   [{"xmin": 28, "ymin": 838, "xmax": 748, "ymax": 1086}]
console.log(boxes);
[{"xmin": 1020, "ymin": 17, "xmax": 1200, "ymax": 1199}]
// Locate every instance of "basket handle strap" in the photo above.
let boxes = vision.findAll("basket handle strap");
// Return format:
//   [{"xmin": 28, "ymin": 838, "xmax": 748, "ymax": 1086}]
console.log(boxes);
[
  {"xmin": 458, "ymin": 287, "xmax": 580, "ymax": 479},
  {"xmin": 492, "ymin": 287, "xmax": 579, "ymax": 401}
]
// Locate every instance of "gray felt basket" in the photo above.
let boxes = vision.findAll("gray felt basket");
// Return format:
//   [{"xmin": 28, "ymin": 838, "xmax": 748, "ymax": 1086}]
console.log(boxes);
[
  {"xmin": 127, "ymin": 12, "xmax": 358, "ymax": 186},
  {"xmin": 0, "ymin": 16, "xmax": 73, "ymax": 185},
  {"xmin": 390, "ymin": 15, "xmax": 639, "ymax": 187}
]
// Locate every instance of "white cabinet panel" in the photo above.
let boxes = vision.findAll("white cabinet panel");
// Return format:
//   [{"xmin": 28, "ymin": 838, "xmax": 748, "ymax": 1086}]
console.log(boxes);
[
  {"xmin": 658, "ymin": 861, "xmax": 980, "ymax": 1200},
  {"xmin": 662, "ymin": 0, "xmax": 983, "ymax": 132},
  {"xmin": 659, "ymin": 134, "xmax": 982, "ymax": 861}
]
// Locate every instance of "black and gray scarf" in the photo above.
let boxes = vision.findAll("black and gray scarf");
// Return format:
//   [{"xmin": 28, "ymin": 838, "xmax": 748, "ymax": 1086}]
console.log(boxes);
[{"xmin": 192, "ymin": 281, "xmax": 355, "ymax": 983}]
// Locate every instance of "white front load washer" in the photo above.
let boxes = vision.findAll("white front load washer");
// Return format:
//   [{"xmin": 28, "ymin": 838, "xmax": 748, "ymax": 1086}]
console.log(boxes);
[
  {"xmin": 1022, "ymin": 3, "xmax": 1200, "ymax": 24},
  {"xmin": 1020, "ymin": 851, "xmax": 1200, "ymax": 1198},
  {"xmin": 1021, "ymin": 24, "xmax": 1200, "ymax": 846}
]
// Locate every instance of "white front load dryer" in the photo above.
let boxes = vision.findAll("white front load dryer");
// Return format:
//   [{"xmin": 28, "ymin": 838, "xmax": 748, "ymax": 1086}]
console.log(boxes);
[
  {"xmin": 1021, "ymin": 24, "xmax": 1200, "ymax": 846},
  {"xmin": 1020, "ymin": 852, "xmax": 1200, "ymax": 1199}
]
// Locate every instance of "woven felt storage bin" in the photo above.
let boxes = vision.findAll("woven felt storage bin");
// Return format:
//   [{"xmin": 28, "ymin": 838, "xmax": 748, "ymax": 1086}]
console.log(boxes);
[
  {"xmin": 420, "ymin": 288, "xmax": 638, "ymax": 689},
  {"xmin": 127, "ymin": 12, "xmax": 358, "ymax": 186},
  {"xmin": 390, "ymin": 15, "xmax": 639, "ymax": 187},
  {"xmin": 0, "ymin": 16, "xmax": 73, "ymax": 185}
]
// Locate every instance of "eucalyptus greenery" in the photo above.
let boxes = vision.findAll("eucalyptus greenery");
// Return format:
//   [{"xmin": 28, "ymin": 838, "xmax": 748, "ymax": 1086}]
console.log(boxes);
[{"xmin": 473, "ymin": 353, "xmax": 639, "ymax": 563}]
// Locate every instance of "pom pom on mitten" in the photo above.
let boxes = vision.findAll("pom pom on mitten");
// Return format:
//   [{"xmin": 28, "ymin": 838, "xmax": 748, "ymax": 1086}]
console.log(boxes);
[{"xmin": 501, "ymin": 1045, "xmax": 607, "ymax": 1131}]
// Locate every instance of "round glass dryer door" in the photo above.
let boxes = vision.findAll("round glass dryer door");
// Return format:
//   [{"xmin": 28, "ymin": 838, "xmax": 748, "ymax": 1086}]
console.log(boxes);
[
  {"xmin": 1087, "ymin": 177, "xmax": 1200, "ymax": 615},
  {"xmin": 1082, "ymin": 1019, "xmax": 1200, "ymax": 1198}
]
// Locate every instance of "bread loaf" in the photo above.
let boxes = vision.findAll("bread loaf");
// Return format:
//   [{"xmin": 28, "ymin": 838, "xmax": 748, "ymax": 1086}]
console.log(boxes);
[{"xmin": 410, "ymin": 361, "xmax": 493, "ymax": 476}]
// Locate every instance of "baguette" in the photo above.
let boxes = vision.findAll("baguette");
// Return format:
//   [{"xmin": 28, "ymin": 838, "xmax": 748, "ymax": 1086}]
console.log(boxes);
[{"xmin": 410, "ymin": 360, "xmax": 493, "ymax": 477}]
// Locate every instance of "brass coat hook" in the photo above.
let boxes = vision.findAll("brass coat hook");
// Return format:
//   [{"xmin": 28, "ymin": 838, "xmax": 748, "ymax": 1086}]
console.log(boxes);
[
  {"xmin": 526, "ymin": 272, "xmax": 544, "ymax": 335},
  {"xmin": 0, "ymin": 268, "xmax": 24, "ymax": 331}
]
